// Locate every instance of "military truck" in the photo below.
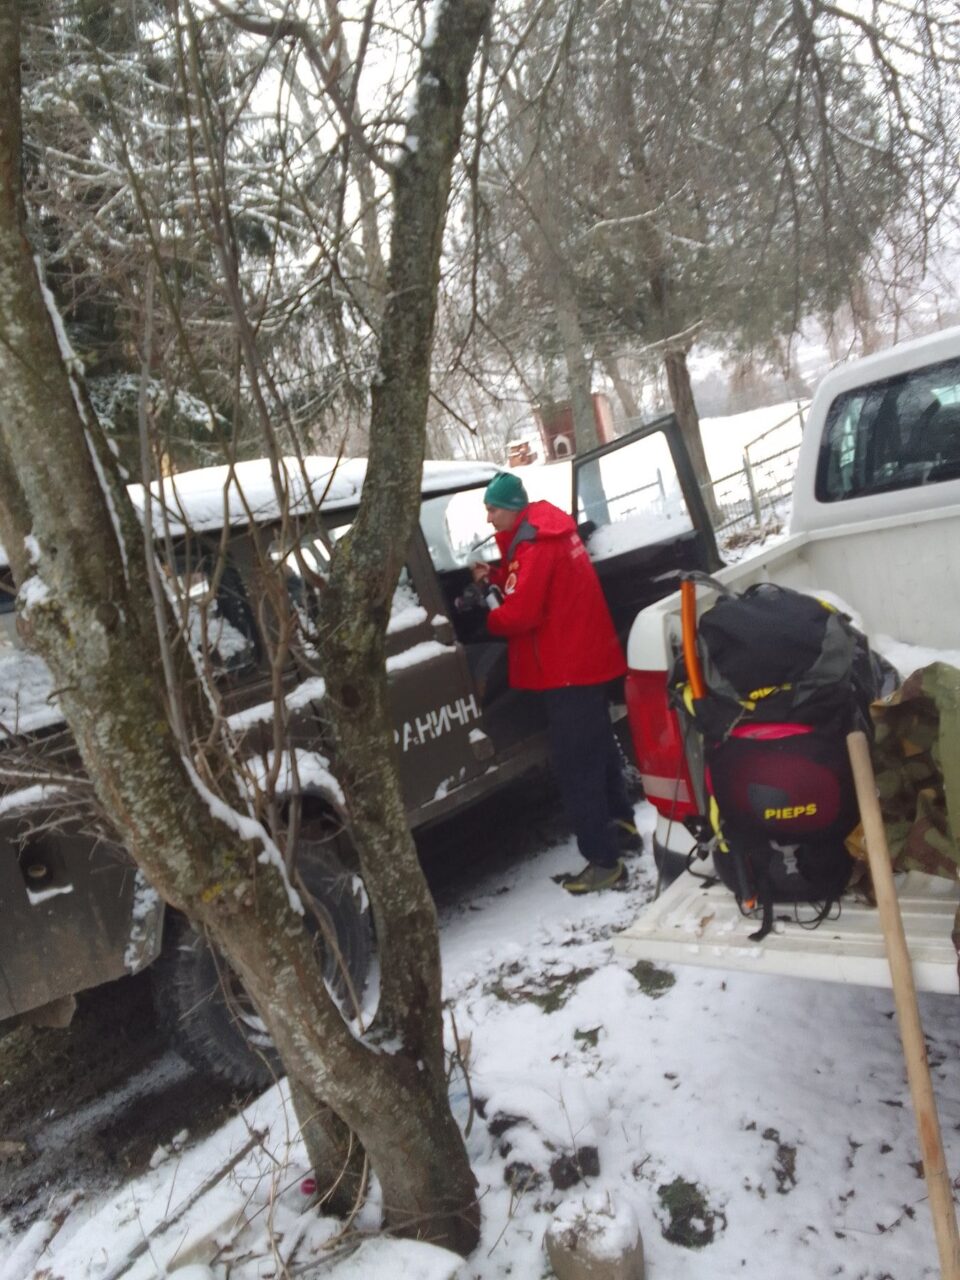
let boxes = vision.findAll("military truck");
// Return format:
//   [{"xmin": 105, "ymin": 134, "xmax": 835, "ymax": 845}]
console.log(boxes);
[{"xmin": 0, "ymin": 416, "xmax": 717, "ymax": 1087}]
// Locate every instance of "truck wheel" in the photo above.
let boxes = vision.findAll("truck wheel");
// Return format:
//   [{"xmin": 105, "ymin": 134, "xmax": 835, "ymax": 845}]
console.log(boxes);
[{"xmin": 151, "ymin": 841, "xmax": 372, "ymax": 1091}]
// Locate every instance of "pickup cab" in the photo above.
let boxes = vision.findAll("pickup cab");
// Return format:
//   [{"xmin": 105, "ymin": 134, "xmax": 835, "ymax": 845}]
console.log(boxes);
[
  {"xmin": 0, "ymin": 417, "xmax": 717, "ymax": 1086},
  {"xmin": 612, "ymin": 324, "xmax": 960, "ymax": 992}
]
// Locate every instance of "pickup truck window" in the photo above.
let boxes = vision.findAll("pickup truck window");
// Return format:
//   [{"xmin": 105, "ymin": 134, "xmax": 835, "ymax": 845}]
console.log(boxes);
[{"xmin": 817, "ymin": 355, "xmax": 960, "ymax": 501}]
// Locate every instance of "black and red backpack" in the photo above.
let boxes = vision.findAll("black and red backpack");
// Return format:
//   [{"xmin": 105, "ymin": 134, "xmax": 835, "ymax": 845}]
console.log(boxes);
[{"xmin": 671, "ymin": 580, "xmax": 898, "ymax": 939}]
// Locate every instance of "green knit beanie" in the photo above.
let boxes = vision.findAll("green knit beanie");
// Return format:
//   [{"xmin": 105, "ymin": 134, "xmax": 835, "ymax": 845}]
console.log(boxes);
[{"xmin": 483, "ymin": 470, "xmax": 529, "ymax": 511}]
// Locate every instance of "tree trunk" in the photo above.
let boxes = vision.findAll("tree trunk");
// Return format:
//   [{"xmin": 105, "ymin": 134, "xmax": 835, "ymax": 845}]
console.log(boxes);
[
  {"xmin": 500, "ymin": 78, "xmax": 599, "ymax": 458},
  {"xmin": 602, "ymin": 354, "xmax": 642, "ymax": 424},
  {"xmin": 609, "ymin": 49, "xmax": 718, "ymax": 525},
  {"xmin": 287, "ymin": 1077, "xmax": 366, "ymax": 1218},
  {"xmin": 550, "ymin": 275, "xmax": 610, "ymax": 521},
  {"xmin": 663, "ymin": 346, "xmax": 721, "ymax": 526},
  {"xmin": 551, "ymin": 273, "xmax": 597, "ymax": 455},
  {"xmin": 308, "ymin": 0, "xmax": 493, "ymax": 1237},
  {"xmin": 0, "ymin": 1, "xmax": 490, "ymax": 1256},
  {"xmin": 647, "ymin": 263, "xmax": 719, "ymax": 526}
]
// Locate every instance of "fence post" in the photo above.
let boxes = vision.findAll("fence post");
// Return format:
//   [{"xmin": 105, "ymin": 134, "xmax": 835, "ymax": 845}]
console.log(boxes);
[{"xmin": 743, "ymin": 451, "xmax": 763, "ymax": 531}]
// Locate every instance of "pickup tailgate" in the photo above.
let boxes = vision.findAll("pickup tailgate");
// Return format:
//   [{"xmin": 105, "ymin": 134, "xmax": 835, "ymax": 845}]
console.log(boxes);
[{"xmin": 614, "ymin": 870, "xmax": 959, "ymax": 994}]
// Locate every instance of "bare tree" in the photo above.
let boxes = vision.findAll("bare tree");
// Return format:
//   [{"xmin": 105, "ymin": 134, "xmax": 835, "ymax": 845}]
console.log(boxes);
[{"xmin": 0, "ymin": 0, "xmax": 491, "ymax": 1254}]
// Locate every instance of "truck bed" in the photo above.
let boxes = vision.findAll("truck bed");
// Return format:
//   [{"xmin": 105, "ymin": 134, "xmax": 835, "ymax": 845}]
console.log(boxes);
[{"xmin": 614, "ymin": 870, "xmax": 959, "ymax": 994}]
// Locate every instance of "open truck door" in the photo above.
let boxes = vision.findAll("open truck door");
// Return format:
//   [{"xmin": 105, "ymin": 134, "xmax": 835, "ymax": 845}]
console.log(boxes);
[
  {"xmin": 569, "ymin": 413, "xmax": 720, "ymax": 812},
  {"xmin": 571, "ymin": 413, "xmax": 721, "ymax": 644}
]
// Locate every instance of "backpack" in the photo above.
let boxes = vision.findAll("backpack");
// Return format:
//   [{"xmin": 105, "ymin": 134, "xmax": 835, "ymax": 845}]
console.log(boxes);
[{"xmin": 671, "ymin": 581, "xmax": 897, "ymax": 940}]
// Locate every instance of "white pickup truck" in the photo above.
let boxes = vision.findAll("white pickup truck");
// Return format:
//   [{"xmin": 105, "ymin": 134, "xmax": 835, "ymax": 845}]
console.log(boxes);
[{"xmin": 612, "ymin": 324, "xmax": 960, "ymax": 993}]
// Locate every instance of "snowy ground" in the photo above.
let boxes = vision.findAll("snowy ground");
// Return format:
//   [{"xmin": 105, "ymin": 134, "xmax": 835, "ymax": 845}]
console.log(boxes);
[{"xmin": 5, "ymin": 793, "xmax": 958, "ymax": 1280}]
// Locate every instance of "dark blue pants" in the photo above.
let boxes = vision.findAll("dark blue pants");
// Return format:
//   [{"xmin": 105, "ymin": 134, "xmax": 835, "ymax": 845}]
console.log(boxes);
[{"xmin": 542, "ymin": 684, "xmax": 633, "ymax": 869}]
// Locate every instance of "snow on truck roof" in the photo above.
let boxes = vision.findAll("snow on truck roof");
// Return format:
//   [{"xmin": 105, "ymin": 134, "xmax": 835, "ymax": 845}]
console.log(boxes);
[
  {"xmin": 0, "ymin": 456, "xmax": 501, "ymax": 568},
  {"xmin": 130, "ymin": 455, "xmax": 500, "ymax": 535}
]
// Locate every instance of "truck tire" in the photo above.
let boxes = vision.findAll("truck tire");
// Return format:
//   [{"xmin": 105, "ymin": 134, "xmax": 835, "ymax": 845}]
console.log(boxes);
[{"xmin": 151, "ymin": 841, "xmax": 372, "ymax": 1091}]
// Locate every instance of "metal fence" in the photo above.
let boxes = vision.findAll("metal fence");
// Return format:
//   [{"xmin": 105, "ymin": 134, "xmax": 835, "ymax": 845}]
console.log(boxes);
[{"xmin": 705, "ymin": 403, "xmax": 806, "ymax": 549}]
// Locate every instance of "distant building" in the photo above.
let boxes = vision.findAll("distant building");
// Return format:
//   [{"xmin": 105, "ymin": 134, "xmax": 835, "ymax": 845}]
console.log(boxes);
[
  {"xmin": 534, "ymin": 394, "xmax": 615, "ymax": 461},
  {"xmin": 506, "ymin": 440, "xmax": 537, "ymax": 468}
]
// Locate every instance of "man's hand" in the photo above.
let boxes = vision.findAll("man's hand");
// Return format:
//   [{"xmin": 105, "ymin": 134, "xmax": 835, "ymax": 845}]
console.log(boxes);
[{"xmin": 471, "ymin": 561, "xmax": 490, "ymax": 583}]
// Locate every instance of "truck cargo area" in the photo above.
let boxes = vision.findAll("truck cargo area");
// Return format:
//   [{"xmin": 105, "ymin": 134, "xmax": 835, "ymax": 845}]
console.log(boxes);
[{"xmin": 614, "ymin": 868, "xmax": 960, "ymax": 994}]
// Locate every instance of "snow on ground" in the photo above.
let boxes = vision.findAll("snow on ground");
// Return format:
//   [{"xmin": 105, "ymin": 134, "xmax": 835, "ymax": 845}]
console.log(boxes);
[
  {"xmin": 6, "ymin": 796, "xmax": 958, "ymax": 1280},
  {"xmin": 698, "ymin": 400, "xmax": 805, "ymax": 480}
]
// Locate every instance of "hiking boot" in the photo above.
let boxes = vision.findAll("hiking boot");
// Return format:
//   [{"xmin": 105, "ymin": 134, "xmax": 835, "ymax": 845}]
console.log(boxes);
[
  {"xmin": 560, "ymin": 860, "xmax": 627, "ymax": 894},
  {"xmin": 613, "ymin": 818, "xmax": 644, "ymax": 855}
]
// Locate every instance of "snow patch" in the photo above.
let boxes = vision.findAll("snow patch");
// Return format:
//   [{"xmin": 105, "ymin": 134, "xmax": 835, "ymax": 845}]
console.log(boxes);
[
  {"xmin": 128, "ymin": 457, "xmax": 498, "ymax": 537},
  {"xmin": 26, "ymin": 882, "xmax": 74, "ymax": 905},
  {"xmin": 245, "ymin": 748, "xmax": 345, "ymax": 807},
  {"xmin": 227, "ymin": 676, "xmax": 327, "ymax": 732},
  {"xmin": 0, "ymin": 649, "xmax": 62, "ymax": 736},
  {"xmin": 18, "ymin": 575, "xmax": 51, "ymax": 612},
  {"xmin": 550, "ymin": 1190, "xmax": 642, "ymax": 1260},
  {"xmin": 387, "ymin": 581, "xmax": 428, "ymax": 634},
  {"xmin": 0, "ymin": 784, "xmax": 67, "ymax": 817},
  {"xmin": 385, "ymin": 640, "xmax": 454, "ymax": 672},
  {"xmin": 124, "ymin": 871, "xmax": 163, "ymax": 970}
]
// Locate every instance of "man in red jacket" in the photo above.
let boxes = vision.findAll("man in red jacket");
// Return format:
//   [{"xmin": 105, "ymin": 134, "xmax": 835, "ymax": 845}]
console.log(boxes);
[{"xmin": 472, "ymin": 470, "xmax": 640, "ymax": 892}]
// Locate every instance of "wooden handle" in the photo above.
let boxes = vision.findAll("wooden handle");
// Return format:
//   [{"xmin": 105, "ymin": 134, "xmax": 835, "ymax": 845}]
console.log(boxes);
[
  {"xmin": 680, "ymin": 579, "xmax": 705, "ymax": 700},
  {"xmin": 847, "ymin": 731, "xmax": 960, "ymax": 1279}
]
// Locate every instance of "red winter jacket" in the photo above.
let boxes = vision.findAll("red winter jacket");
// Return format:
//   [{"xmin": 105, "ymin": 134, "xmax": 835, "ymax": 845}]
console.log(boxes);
[{"xmin": 485, "ymin": 501, "xmax": 626, "ymax": 690}]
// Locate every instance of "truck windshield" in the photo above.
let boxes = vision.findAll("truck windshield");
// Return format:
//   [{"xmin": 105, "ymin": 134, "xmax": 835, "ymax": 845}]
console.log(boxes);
[
  {"xmin": 419, "ymin": 487, "xmax": 495, "ymax": 571},
  {"xmin": 817, "ymin": 355, "xmax": 960, "ymax": 501}
]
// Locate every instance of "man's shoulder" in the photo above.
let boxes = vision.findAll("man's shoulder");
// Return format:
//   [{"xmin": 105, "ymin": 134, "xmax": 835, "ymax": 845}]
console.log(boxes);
[{"xmin": 525, "ymin": 500, "xmax": 577, "ymax": 537}]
